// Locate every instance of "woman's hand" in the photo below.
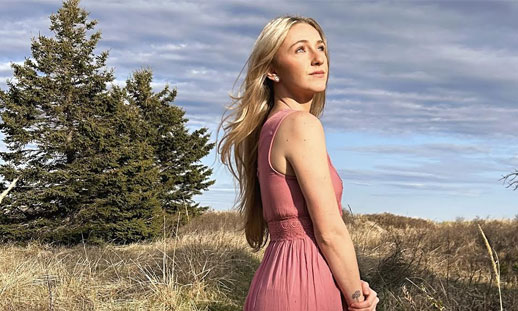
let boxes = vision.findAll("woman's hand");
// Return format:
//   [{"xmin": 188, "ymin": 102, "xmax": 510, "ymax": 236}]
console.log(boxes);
[{"xmin": 348, "ymin": 280, "xmax": 379, "ymax": 311}]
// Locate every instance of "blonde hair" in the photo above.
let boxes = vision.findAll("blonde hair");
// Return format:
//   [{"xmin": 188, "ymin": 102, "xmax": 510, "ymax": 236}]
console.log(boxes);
[{"xmin": 216, "ymin": 15, "xmax": 330, "ymax": 252}]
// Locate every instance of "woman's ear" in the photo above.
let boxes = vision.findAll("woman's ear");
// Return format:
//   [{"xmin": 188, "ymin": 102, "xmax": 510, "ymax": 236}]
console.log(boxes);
[
  {"xmin": 265, "ymin": 73, "xmax": 276, "ymax": 81},
  {"xmin": 265, "ymin": 65, "xmax": 276, "ymax": 81}
]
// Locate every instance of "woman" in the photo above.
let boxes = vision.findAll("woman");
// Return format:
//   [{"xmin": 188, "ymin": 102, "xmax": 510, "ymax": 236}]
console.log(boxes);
[{"xmin": 217, "ymin": 15, "xmax": 380, "ymax": 311}]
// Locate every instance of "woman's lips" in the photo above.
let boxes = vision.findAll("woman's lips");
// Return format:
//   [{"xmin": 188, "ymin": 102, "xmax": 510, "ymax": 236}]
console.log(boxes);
[{"xmin": 310, "ymin": 72, "xmax": 325, "ymax": 78}]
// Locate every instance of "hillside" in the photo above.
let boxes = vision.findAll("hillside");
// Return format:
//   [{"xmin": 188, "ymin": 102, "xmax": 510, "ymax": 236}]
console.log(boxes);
[{"xmin": 0, "ymin": 210, "xmax": 516, "ymax": 310}]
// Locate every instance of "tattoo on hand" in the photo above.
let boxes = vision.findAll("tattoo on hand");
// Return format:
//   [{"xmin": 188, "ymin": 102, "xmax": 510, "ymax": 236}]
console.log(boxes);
[{"xmin": 352, "ymin": 290, "xmax": 361, "ymax": 302}]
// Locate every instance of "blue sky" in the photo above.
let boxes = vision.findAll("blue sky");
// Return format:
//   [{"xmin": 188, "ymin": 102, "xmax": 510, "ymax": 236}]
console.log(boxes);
[{"xmin": 1, "ymin": 0, "xmax": 517, "ymax": 221}]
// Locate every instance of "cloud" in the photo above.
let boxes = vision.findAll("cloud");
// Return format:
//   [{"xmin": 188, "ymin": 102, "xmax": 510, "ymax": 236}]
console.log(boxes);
[
  {"xmin": 2, "ymin": 1, "xmax": 517, "ymax": 140},
  {"xmin": 1, "ymin": 0, "xmax": 517, "ymax": 218},
  {"xmin": 342, "ymin": 142, "xmax": 489, "ymax": 156}
]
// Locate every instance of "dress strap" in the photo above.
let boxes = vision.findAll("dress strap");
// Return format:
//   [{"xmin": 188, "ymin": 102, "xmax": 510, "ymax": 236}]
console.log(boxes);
[{"xmin": 263, "ymin": 109, "xmax": 299, "ymax": 178}]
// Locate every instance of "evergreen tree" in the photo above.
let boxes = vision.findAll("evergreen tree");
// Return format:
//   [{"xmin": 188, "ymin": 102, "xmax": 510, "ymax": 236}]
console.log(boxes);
[
  {"xmin": 64, "ymin": 82, "xmax": 163, "ymax": 244},
  {"xmin": 124, "ymin": 69, "xmax": 215, "ymax": 230},
  {"xmin": 0, "ymin": 0, "xmax": 118, "ymax": 242},
  {"xmin": 0, "ymin": 0, "xmax": 214, "ymax": 244}
]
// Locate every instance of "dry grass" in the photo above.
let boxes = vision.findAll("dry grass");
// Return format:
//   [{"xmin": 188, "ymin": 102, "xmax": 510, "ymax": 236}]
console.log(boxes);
[{"xmin": 0, "ymin": 210, "xmax": 516, "ymax": 310}]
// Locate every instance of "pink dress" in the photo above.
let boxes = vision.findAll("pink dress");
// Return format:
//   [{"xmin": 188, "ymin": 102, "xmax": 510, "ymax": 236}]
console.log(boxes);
[{"xmin": 243, "ymin": 109, "xmax": 346, "ymax": 311}]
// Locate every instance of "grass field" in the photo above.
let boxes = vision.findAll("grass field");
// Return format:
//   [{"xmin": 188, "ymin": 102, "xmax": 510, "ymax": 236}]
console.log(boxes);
[{"xmin": 0, "ymin": 210, "xmax": 516, "ymax": 310}]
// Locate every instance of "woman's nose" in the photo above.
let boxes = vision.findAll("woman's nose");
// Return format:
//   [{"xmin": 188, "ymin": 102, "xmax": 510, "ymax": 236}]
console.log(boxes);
[{"xmin": 311, "ymin": 49, "xmax": 325, "ymax": 66}]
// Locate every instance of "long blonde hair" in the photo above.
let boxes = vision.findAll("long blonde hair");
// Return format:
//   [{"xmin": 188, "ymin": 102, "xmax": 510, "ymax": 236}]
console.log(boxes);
[{"xmin": 216, "ymin": 15, "xmax": 330, "ymax": 252}]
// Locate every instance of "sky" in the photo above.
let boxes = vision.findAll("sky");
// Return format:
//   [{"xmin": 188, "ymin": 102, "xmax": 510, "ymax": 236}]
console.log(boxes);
[{"xmin": 0, "ymin": 0, "xmax": 517, "ymax": 221}]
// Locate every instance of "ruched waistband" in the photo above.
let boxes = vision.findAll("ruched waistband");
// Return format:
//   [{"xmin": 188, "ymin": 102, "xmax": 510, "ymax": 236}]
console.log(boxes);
[{"xmin": 268, "ymin": 215, "xmax": 316, "ymax": 241}]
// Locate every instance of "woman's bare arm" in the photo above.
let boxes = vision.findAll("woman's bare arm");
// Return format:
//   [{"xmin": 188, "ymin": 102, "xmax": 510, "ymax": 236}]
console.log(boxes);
[{"xmin": 281, "ymin": 111, "xmax": 365, "ymax": 307}]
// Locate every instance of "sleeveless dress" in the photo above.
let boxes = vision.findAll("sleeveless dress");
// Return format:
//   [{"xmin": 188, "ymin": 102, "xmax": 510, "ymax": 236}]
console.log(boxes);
[{"xmin": 243, "ymin": 108, "xmax": 345, "ymax": 311}]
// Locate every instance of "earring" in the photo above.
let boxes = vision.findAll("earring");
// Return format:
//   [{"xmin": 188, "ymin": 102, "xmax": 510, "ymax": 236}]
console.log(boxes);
[{"xmin": 273, "ymin": 75, "xmax": 280, "ymax": 82}]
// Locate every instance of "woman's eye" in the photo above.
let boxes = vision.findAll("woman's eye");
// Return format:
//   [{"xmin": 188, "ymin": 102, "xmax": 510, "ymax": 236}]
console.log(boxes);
[{"xmin": 296, "ymin": 46, "xmax": 325, "ymax": 53}]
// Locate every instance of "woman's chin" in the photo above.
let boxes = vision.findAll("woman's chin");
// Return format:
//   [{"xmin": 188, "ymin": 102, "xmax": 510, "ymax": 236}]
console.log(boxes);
[{"xmin": 310, "ymin": 85, "xmax": 327, "ymax": 93}]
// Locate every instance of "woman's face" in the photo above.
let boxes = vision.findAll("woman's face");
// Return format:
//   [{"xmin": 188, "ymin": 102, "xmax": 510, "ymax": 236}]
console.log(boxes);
[{"xmin": 269, "ymin": 23, "xmax": 328, "ymax": 99}]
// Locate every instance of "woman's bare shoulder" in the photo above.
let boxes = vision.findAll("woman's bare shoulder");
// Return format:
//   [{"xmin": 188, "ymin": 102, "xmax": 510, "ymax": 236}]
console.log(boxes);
[{"xmin": 281, "ymin": 110, "xmax": 325, "ymax": 142}]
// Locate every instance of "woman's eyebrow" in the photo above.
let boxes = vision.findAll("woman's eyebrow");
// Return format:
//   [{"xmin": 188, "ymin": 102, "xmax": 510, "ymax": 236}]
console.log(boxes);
[{"xmin": 289, "ymin": 39, "xmax": 324, "ymax": 49}]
